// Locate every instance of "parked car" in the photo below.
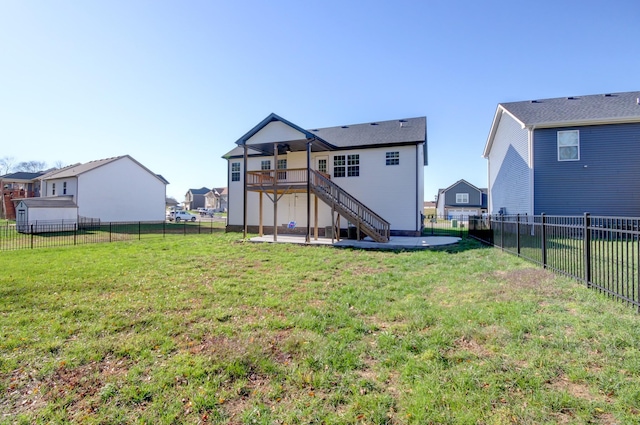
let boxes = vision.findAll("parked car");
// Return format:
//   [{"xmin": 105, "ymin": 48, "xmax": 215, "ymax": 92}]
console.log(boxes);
[
  {"xmin": 168, "ymin": 211, "xmax": 197, "ymax": 222},
  {"xmin": 200, "ymin": 208, "xmax": 216, "ymax": 216}
]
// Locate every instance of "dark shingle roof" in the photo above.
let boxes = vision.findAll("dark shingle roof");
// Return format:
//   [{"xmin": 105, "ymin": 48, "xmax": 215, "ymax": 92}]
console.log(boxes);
[
  {"xmin": 0, "ymin": 172, "xmax": 45, "ymax": 181},
  {"xmin": 223, "ymin": 115, "xmax": 427, "ymax": 158},
  {"xmin": 501, "ymin": 91, "xmax": 640, "ymax": 127},
  {"xmin": 16, "ymin": 196, "xmax": 77, "ymax": 208},
  {"xmin": 310, "ymin": 117, "xmax": 426, "ymax": 148},
  {"xmin": 189, "ymin": 187, "xmax": 210, "ymax": 195}
]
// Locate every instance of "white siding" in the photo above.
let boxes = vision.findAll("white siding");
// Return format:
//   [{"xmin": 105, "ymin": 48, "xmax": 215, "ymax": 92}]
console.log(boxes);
[
  {"xmin": 487, "ymin": 111, "xmax": 531, "ymax": 215},
  {"xmin": 77, "ymin": 157, "xmax": 166, "ymax": 222},
  {"xmin": 227, "ymin": 145, "xmax": 423, "ymax": 232},
  {"xmin": 246, "ymin": 121, "xmax": 306, "ymax": 146},
  {"xmin": 43, "ymin": 178, "xmax": 78, "ymax": 198}
]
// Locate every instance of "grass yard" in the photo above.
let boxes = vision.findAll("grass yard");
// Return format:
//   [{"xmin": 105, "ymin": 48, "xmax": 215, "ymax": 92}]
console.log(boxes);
[{"xmin": 1, "ymin": 234, "xmax": 640, "ymax": 424}]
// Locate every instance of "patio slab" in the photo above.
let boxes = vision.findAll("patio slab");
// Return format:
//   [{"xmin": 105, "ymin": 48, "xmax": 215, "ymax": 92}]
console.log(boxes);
[{"xmin": 247, "ymin": 234, "xmax": 461, "ymax": 250}]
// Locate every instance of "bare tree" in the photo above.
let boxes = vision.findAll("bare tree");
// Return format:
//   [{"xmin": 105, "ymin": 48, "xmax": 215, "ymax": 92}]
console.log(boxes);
[
  {"xmin": 15, "ymin": 161, "xmax": 48, "ymax": 173},
  {"xmin": 53, "ymin": 160, "xmax": 66, "ymax": 170},
  {"xmin": 0, "ymin": 156, "xmax": 15, "ymax": 175}
]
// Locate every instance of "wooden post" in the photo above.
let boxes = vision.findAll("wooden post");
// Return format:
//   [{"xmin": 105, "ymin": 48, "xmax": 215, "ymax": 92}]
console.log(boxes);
[
  {"xmin": 314, "ymin": 195, "xmax": 318, "ymax": 240},
  {"xmin": 259, "ymin": 192, "xmax": 263, "ymax": 236},
  {"xmin": 273, "ymin": 142, "xmax": 278, "ymax": 242}
]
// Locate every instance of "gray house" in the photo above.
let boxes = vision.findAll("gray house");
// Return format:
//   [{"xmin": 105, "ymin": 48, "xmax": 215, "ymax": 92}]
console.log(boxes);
[
  {"xmin": 483, "ymin": 91, "xmax": 640, "ymax": 216},
  {"xmin": 184, "ymin": 187, "xmax": 209, "ymax": 210},
  {"xmin": 435, "ymin": 179, "xmax": 487, "ymax": 218}
]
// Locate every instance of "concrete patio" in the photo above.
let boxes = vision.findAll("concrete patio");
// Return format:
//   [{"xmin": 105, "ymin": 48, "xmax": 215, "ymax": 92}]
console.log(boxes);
[{"xmin": 247, "ymin": 234, "xmax": 461, "ymax": 250}]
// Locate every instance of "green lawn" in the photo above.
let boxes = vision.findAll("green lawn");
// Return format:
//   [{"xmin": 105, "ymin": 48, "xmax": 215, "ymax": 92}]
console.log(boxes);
[{"xmin": 2, "ymin": 234, "xmax": 640, "ymax": 424}]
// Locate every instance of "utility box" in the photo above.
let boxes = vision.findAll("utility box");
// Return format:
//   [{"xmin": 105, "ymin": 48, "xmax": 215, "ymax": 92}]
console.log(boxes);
[{"xmin": 451, "ymin": 219, "xmax": 458, "ymax": 228}]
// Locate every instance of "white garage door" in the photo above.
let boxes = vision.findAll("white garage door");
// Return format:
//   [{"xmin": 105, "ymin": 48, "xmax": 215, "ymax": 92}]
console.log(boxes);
[{"xmin": 448, "ymin": 209, "xmax": 478, "ymax": 217}]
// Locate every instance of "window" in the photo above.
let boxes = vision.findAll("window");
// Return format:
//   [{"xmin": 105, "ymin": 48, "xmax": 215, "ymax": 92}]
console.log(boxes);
[
  {"xmin": 333, "ymin": 155, "xmax": 346, "ymax": 177},
  {"xmin": 456, "ymin": 193, "xmax": 469, "ymax": 204},
  {"xmin": 317, "ymin": 158, "xmax": 327, "ymax": 174},
  {"xmin": 52, "ymin": 183, "xmax": 56, "ymax": 195},
  {"xmin": 231, "ymin": 162, "xmax": 240, "ymax": 182},
  {"xmin": 558, "ymin": 130, "xmax": 579, "ymax": 161},
  {"xmin": 347, "ymin": 154, "xmax": 360, "ymax": 177},
  {"xmin": 63, "ymin": 182, "xmax": 67, "ymax": 195},
  {"xmin": 277, "ymin": 159, "xmax": 287, "ymax": 180},
  {"xmin": 386, "ymin": 151, "xmax": 399, "ymax": 165},
  {"xmin": 261, "ymin": 160, "xmax": 271, "ymax": 170}
]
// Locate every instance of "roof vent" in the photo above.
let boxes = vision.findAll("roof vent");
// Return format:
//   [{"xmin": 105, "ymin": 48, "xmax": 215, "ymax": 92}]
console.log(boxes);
[
  {"xmin": 604, "ymin": 93, "xmax": 614, "ymax": 97},
  {"xmin": 370, "ymin": 122, "xmax": 378, "ymax": 126},
  {"xmin": 567, "ymin": 96, "xmax": 578, "ymax": 100},
  {"xmin": 530, "ymin": 100, "xmax": 540, "ymax": 103},
  {"xmin": 341, "ymin": 126, "xmax": 349, "ymax": 128},
  {"xmin": 311, "ymin": 129, "xmax": 318, "ymax": 132},
  {"xmin": 637, "ymin": 97, "xmax": 640, "ymax": 105}
]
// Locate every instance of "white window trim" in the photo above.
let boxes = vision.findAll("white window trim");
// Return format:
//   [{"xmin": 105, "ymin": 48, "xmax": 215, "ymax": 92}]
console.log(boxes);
[
  {"xmin": 557, "ymin": 130, "xmax": 580, "ymax": 161},
  {"xmin": 456, "ymin": 193, "xmax": 469, "ymax": 204}
]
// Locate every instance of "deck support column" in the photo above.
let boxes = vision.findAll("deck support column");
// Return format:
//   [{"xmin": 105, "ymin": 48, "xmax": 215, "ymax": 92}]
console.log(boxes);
[
  {"xmin": 314, "ymin": 195, "xmax": 318, "ymax": 240},
  {"xmin": 259, "ymin": 191, "xmax": 263, "ymax": 236},
  {"xmin": 273, "ymin": 142, "xmax": 278, "ymax": 242}
]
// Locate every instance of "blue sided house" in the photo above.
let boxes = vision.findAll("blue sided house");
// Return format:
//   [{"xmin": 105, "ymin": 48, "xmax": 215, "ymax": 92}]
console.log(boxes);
[{"xmin": 483, "ymin": 91, "xmax": 640, "ymax": 216}]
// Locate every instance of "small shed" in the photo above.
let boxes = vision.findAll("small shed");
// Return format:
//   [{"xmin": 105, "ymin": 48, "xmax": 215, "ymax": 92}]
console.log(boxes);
[{"xmin": 14, "ymin": 196, "xmax": 78, "ymax": 233}]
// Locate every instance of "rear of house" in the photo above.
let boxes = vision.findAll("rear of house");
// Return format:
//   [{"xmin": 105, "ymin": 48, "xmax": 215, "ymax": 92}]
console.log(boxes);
[{"xmin": 223, "ymin": 114, "xmax": 427, "ymax": 240}]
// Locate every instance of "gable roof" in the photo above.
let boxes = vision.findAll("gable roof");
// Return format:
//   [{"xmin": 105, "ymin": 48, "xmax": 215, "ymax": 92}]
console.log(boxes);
[
  {"xmin": 484, "ymin": 91, "xmax": 640, "ymax": 157},
  {"xmin": 440, "ymin": 179, "xmax": 484, "ymax": 194},
  {"xmin": 188, "ymin": 187, "xmax": 210, "ymax": 195},
  {"xmin": 40, "ymin": 155, "xmax": 168, "ymax": 185},
  {"xmin": 224, "ymin": 114, "xmax": 427, "ymax": 161}
]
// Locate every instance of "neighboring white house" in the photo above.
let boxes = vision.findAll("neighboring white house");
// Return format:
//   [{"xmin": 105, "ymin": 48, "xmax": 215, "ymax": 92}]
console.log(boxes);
[
  {"xmin": 222, "ymin": 113, "xmax": 427, "ymax": 242},
  {"xmin": 37, "ymin": 155, "xmax": 168, "ymax": 222}
]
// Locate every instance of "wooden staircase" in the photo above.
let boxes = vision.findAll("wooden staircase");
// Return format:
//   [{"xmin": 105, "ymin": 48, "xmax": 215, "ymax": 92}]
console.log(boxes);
[{"xmin": 309, "ymin": 170, "xmax": 390, "ymax": 243}]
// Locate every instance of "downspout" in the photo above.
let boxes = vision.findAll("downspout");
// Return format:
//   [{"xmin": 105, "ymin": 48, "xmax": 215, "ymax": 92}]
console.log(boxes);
[
  {"xmin": 415, "ymin": 143, "xmax": 419, "ymax": 233},
  {"xmin": 528, "ymin": 126, "xmax": 535, "ymax": 216},
  {"xmin": 243, "ymin": 145, "xmax": 248, "ymax": 239},
  {"xmin": 225, "ymin": 157, "xmax": 230, "ymax": 232}
]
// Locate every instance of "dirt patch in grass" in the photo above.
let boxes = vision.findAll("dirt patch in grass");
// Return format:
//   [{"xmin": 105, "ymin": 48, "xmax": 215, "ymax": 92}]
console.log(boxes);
[
  {"xmin": 3, "ymin": 357, "xmax": 130, "ymax": 420},
  {"xmin": 452, "ymin": 335, "xmax": 493, "ymax": 359},
  {"xmin": 490, "ymin": 268, "xmax": 562, "ymax": 299},
  {"xmin": 547, "ymin": 374, "xmax": 604, "ymax": 402}
]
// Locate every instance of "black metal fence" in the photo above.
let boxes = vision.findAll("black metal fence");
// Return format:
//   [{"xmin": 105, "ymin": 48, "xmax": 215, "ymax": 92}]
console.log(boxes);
[
  {"xmin": 469, "ymin": 213, "xmax": 640, "ymax": 311},
  {"xmin": 422, "ymin": 215, "xmax": 469, "ymax": 238},
  {"xmin": 0, "ymin": 219, "xmax": 225, "ymax": 251}
]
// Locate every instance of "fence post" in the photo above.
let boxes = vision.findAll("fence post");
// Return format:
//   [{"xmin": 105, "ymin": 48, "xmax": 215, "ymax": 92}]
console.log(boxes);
[
  {"xmin": 109, "ymin": 222, "xmax": 112, "ymax": 243},
  {"xmin": 30, "ymin": 224, "xmax": 34, "ymax": 249},
  {"xmin": 583, "ymin": 212, "xmax": 591, "ymax": 288},
  {"xmin": 541, "ymin": 213, "xmax": 547, "ymax": 269},
  {"xmin": 163, "ymin": 220, "xmax": 166, "ymax": 238},
  {"xmin": 74, "ymin": 224, "xmax": 77, "ymax": 245},
  {"xmin": 139, "ymin": 221, "xmax": 141, "ymax": 241},
  {"xmin": 516, "ymin": 214, "xmax": 520, "ymax": 256},
  {"xmin": 500, "ymin": 214, "xmax": 504, "ymax": 250}
]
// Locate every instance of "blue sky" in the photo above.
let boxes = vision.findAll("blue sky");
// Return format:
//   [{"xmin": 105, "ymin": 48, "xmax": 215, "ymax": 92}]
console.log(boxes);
[{"xmin": 1, "ymin": 1, "xmax": 639, "ymax": 201}]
